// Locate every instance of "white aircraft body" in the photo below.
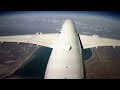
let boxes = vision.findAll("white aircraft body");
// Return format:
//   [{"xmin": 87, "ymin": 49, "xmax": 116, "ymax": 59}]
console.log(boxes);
[{"xmin": 0, "ymin": 19, "xmax": 120, "ymax": 79}]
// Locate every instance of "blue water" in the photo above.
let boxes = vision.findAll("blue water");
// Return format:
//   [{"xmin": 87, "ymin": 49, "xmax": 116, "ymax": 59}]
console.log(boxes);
[
  {"xmin": 82, "ymin": 48, "xmax": 92, "ymax": 61},
  {"xmin": 14, "ymin": 47, "xmax": 52, "ymax": 79},
  {"xmin": 14, "ymin": 47, "xmax": 92, "ymax": 79}
]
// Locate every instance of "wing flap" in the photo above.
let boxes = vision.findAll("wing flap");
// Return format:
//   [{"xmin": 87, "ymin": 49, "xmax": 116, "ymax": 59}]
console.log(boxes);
[
  {"xmin": 0, "ymin": 33, "xmax": 58, "ymax": 48},
  {"xmin": 79, "ymin": 34, "xmax": 120, "ymax": 49}
]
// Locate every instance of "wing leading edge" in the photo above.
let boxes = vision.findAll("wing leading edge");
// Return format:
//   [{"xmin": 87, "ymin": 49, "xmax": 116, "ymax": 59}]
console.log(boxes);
[
  {"xmin": 0, "ymin": 33, "xmax": 58, "ymax": 48},
  {"xmin": 79, "ymin": 34, "xmax": 120, "ymax": 49}
]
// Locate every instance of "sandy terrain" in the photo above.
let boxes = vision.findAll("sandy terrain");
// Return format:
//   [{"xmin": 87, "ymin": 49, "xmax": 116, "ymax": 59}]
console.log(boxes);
[
  {"xmin": 85, "ymin": 46, "xmax": 120, "ymax": 79},
  {"xmin": 0, "ymin": 42, "xmax": 38, "ymax": 78},
  {"xmin": 1, "ymin": 43, "xmax": 120, "ymax": 79}
]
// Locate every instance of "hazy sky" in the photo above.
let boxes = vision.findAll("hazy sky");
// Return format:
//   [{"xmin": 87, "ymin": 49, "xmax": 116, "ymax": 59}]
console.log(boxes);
[
  {"xmin": 0, "ymin": 11, "xmax": 120, "ymax": 19},
  {"xmin": 0, "ymin": 11, "xmax": 120, "ymax": 39}
]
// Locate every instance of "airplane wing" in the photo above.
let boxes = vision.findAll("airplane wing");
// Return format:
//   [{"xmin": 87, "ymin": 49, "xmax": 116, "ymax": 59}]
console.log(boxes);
[
  {"xmin": 79, "ymin": 34, "xmax": 120, "ymax": 49},
  {"xmin": 0, "ymin": 33, "xmax": 58, "ymax": 48}
]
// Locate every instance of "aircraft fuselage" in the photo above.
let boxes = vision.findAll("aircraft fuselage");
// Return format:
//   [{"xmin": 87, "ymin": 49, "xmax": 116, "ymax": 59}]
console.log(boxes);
[{"xmin": 44, "ymin": 20, "xmax": 84, "ymax": 79}]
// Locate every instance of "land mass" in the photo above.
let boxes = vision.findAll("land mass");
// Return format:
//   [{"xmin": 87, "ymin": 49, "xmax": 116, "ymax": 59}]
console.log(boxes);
[
  {"xmin": 85, "ymin": 46, "xmax": 120, "ymax": 79},
  {"xmin": 0, "ymin": 42, "xmax": 39, "ymax": 79},
  {"xmin": 0, "ymin": 43, "xmax": 120, "ymax": 79}
]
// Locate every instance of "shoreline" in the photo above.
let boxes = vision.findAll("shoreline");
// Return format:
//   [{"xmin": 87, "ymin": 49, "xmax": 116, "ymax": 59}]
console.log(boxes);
[
  {"xmin": 84, "ymin": 48, "xmax": 94, "ymax": 63},
  {"xmin": 1, "ymin": 45, "xmax": 40, "ymax": 79}
]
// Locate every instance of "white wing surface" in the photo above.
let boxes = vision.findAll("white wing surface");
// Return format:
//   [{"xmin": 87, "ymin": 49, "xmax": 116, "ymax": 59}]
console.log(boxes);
[
  {"xmin": 0, "ymin": 33, "xmax": 58, "ymax": 48},
  {"xmin": 79, "ymin": 34, "xmax": 120, "ymax": 49}
]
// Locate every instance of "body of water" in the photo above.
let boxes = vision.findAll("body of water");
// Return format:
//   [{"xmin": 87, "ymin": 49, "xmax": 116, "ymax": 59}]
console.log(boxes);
[{"xmin": 14, "ymin": 47, "xmax": 92, "ymax": 79}]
